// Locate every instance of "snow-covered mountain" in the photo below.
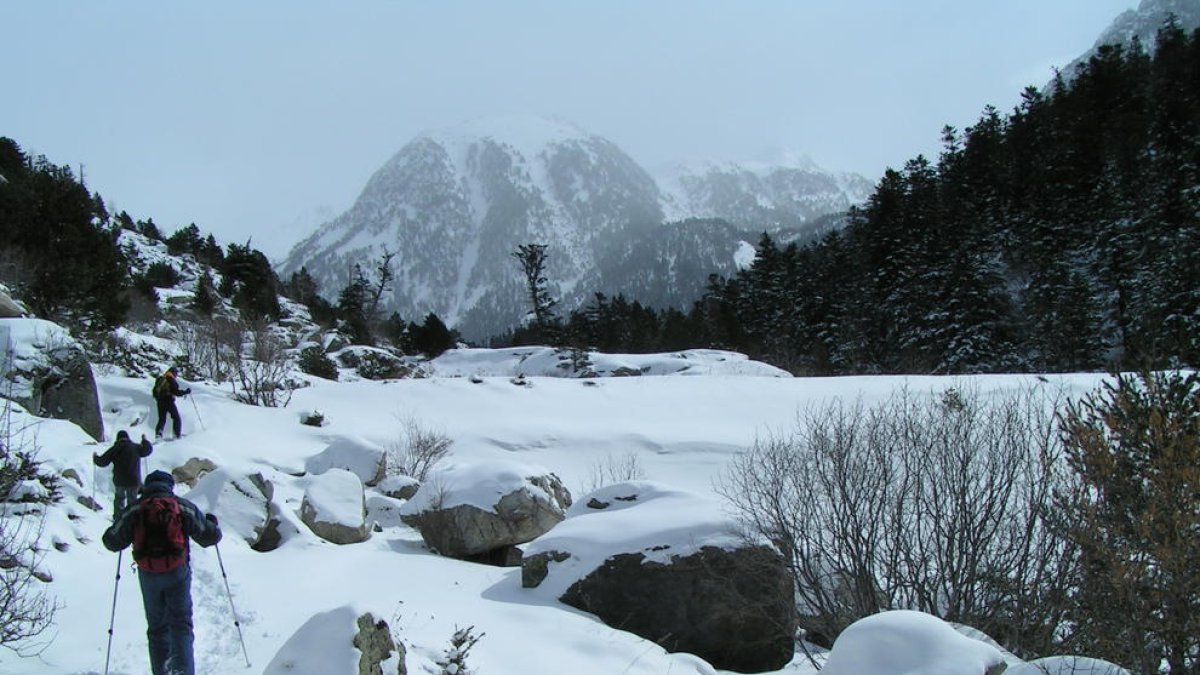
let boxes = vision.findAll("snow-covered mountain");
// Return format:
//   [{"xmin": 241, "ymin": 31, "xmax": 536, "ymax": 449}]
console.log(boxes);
[
  {"xmin": 1059, "ymin": 0, "xmax": 1200, "ymax": 82},
  {"xmin": 281, "ymin": 116, "xmax": 867, "ymax": 340},
  {"xmin": 657, "ymin": 155, "xmax": 873, "ymax": 231}
]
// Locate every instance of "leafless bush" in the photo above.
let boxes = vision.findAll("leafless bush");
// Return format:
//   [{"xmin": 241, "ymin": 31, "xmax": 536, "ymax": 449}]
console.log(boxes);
[
  {"xmin": 582, "ymin": 450, "xmax": 646, "ymax": 494},
  {"xmin": 230, "ymin": 320, "xmax": 295, "ymax": 408},
  {"xmin": 0, "ymin": 356, "xmax": 58, "ymax": 654},
  {"xmin": 718, "ymin": 384, "xmax": 1076, "ymax": 655},
  {"xmin": 174, "ymin": 317, "xmax": 243, "ymax": 383},
  {"xmin": 386, "ymin": 416, "xmax": 452, "ymax": 481}
]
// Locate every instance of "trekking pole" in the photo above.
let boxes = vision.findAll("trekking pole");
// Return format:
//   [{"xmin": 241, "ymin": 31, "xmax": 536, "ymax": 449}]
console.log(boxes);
[
  {"xmin": 188, "ymin": 393, "xmax": 206, "ymax": 431},
  {"xmin": 214, "ymin": 541, "xmax": 251, "ymax": 668},
  {"xmin": 104, "ymin": 550, "xmax": 123, "ymax": 675}
]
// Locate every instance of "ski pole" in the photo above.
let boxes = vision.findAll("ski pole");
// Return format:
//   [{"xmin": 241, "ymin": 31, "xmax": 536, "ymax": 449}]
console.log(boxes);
[
  {"xmin": 214, "ymin": 541, "xmax": 251, "ymax": 668},
  {"xmin": 104, "ymin": 550, "xmax": 123, "ymax": 675},
  {"xmin": 188, "ymin": 392, "xmax": 205, "ymax": 431}
]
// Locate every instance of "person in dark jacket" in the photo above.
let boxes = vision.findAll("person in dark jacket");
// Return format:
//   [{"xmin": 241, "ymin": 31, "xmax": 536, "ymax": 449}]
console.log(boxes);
[
  {"xmin": 153, "ymin": 366, "xmax": 191, "ymax": 440},
  {"xmin": 93, "ymin": 429, "xmax": 153, "ymax": 517},
  {"xmin": 103, "ymin": 470, "xmax": 221, "ymax": 675}
]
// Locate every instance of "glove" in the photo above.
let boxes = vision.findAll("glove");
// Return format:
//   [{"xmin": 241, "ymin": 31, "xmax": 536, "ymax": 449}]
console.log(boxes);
[
  {"xmin": 182, "ymin": 389, "xmax": 192, "ymax": 396},
  {"xmin": 141, "ymin": 434, "xmax": 148, "ymax": 443},
  {"xmin": 206, "ymin": 513, "xmax": 219, "ymax": 526}
]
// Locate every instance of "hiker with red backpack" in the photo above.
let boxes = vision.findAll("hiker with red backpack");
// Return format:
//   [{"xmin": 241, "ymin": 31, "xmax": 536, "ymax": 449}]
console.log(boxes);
[
  {"xmin": 93, "ymin": 429, "xmax": 153, "ymax": 517},
  {"xmin": 152, "ymin": 366, "xmax": 192, "ymax": 440},
  {"xmin": 102, "ymin": 470, "xmax": 221, "ymax": 675}
]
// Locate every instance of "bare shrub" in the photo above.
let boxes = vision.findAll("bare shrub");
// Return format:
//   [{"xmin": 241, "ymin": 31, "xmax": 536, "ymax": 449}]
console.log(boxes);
[
  {"xmin": 229, "ymin": 320, "xmax": 295, "ymax": 408},
  {"xmin": 174, "ymin": 317, "xmax": 243, "ymax": 383},
  {"xmin": 0, "ymin": 357, "xmax": 59, "ymax": 654},
  {"xmin": 718, "ymin": 384, "xmax": 1076, "ymax": 655},
  {"xmin": 386, "ymin": 416, "xmax": 452, "ymax": 481},
  {"xmin": 582, "ymin": 450, "xmax": 646, "ymax": 494}
]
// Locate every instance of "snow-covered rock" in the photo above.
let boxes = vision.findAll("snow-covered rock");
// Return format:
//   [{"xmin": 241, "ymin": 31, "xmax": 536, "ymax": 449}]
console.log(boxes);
[
  {"xmin": 822, "ymin": 610, "xmax": 1007, "ymax": 675},
  {"xmin": 263, "ymin": 605, "xmax": 405, "ymax": 675},
  {"xmin": 184, "ymin": 469, "xmax": 276, "ymax": 550},
  {"xmin": 300, "ymin": 468, "xmax": 369, "ymax": 545},
  {"xmin": 1007, "ymin": 656, "xmax": 1131, "ymax": 675},
  {"xmin": 305, "ymin": 436, "xmax": 387, "ymax": 486},
  {"xmin": 522, "ymin": 481, "xmax": 792, "ymax": 672},
  {"xmin": 0, "ymin": 318, "xmax": 103, "ymax": 440},
  {"xmin": 399, "ymin": 458, "xmax": 571, "ymax": 560}
]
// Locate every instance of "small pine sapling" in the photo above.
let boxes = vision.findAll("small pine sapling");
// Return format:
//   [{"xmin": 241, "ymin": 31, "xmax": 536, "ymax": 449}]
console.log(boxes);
[{"xmin": 436, "ymin": 625, "xmax": 483, "ymax": 675}]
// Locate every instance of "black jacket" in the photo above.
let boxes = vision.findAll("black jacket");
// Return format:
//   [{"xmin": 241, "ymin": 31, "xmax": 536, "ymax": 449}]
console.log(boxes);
[
  {"xmin": 102, "ymin": 483, "xmax": 222, "ymax": 559},
  {"xmin": 93, "ymin": 437, "xmax": 153, "ymax": 487}
]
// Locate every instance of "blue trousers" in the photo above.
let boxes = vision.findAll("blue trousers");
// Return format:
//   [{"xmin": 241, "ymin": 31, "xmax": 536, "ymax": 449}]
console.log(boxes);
[{"xmin": 138, "ymin": 563, "xmax": 195, "ymax": 675}]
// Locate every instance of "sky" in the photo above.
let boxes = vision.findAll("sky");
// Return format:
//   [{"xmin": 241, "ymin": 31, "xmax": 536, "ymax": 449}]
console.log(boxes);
[
  {"xmin": 0, "ymin": 321, "xmax": 1120, "ymax": 673},
  {"xmin": 4, "ymin": 1, "xmax": 1137, "ymax": 258}
]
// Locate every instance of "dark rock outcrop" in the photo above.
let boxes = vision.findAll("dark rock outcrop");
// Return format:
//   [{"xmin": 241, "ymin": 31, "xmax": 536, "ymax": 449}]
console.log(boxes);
[{"xmin": 556, "ymin": 544, "xmax": 795, "ymax": 673}]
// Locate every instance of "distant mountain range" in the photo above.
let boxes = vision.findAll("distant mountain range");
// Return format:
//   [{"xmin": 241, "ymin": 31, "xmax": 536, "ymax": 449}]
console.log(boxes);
[
  {"xmin": 1058, "ymin": 0, "xmax": 1200, "ymax": 81},
  {"xmin": 281, "ymin": 116, "xmax": 867, "ymax": 340}
]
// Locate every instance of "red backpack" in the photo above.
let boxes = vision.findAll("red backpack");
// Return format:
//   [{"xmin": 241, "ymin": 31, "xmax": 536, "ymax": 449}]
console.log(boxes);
[{"xmin": 132, "ymin": 496, "xmax": 188, "ymax": 572}]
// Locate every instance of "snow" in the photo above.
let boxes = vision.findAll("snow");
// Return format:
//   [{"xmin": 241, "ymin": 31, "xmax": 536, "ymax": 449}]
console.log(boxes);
[
  {"xmin": 0, "ymin": 339, "xmax": 1119, "ymax": 675},
  {"xmin": 524, "ymin": 481, "xmax": 744, "ymax": 598},
  {"xmin": 0, "ymin": 318, "xmax": 79, "ymax": 399},
  {"xmin": 821, "ymin": 610, "xmax": 1006, "ymax": 675},
  {"xmin": 399, "ymin": 457, "xmax": 560, "ymax": 515},
  {"xmin": 303, "ymin": 468, "xmax": 366, "ymax": 528},
  {"xmin": 304, "ymin": 435, "xmax": 386, "ymax": 486}
]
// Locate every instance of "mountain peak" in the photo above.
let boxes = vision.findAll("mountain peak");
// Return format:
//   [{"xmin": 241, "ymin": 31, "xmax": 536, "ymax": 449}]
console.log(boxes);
[{"xmin": 417, "ymin": 114, "xmax": 597, "ymax": 162}]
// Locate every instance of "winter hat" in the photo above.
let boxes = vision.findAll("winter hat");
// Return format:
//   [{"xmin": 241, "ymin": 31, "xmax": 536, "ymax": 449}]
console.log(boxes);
[
  {"xmin": 145, "ymin": 470, "xmax": 175, "ymax": 489},
  {"xmin": 115, "ymin": 430, "xmax": 130, "ymax": 441}
]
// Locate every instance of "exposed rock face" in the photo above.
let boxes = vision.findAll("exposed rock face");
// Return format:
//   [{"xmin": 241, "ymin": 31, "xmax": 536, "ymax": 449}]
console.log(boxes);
[
  {"xmin": 172, "ymin": 457, "xmax": 218, "ymax": 487},
  {"xmin": 0, "ymin": 318, "xmax": 103, "ymax": 441},
  {"xmin": 354, "ymin": 612, "xmax": 406, "ymax": 675},
  {"xmin": 400, "ymin": 463, "xmax": 571, "ymax": 561},
  {"xmin": 300, "ymin": 469, "xmax": 370, "ymax": 545},
  {"xmin": 522, "ymin": 481, "xmax": 795, "ymax": 672},
  {"xmin": 551, "ymin": 545, "xmax": 795, "ymax": 673}
]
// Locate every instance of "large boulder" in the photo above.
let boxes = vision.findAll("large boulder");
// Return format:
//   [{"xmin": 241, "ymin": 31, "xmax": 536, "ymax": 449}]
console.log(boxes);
[
  {"xmin": 184, "ymin": 469, "xmax": 279, "ymax": 551},
  {"xmin": 305, "ymin": 436, "xmax": 387, "ymax": 486},
  {"xmin": 264, "ymin": 605, "xmax": 406, "ymax": 675},
  {"xmin": 0, "ymin": 318, "xmax": 103, "ymax": 441},
  {"xmin": 0, "ymin": 289, "xmax": 25, "ymax": 318},
  {"xmin": 399, "ymin": 459, "xmax": 571, "ymax": 561},
  {"xmin": 822, "ymin": 610, "xmax": 1007, "ymax": 675},
  {"xmin": 522, "ymin": 481, "xmax": 794, "ymax": 673},
  {"xmin": 300, "ymin": 468, "xmax": 369, "ymax": 545}
]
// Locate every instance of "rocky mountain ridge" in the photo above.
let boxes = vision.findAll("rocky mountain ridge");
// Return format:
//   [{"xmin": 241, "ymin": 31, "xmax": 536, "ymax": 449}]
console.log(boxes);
[{"xmin": 282, "ymin": 117, "xmax": 866, "ymax": 340}]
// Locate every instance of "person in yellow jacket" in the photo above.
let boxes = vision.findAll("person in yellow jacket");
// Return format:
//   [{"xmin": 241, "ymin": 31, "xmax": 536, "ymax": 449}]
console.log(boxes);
[{"xmin": 152, "ymin": 367, "xmax": 191, "ymax": 440}]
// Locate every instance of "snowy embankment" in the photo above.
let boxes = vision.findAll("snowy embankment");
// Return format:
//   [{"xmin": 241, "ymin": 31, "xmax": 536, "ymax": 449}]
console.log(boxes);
[{"xmin": 1, "ymin": 347, "xmax": 1118, "ymax": 675}]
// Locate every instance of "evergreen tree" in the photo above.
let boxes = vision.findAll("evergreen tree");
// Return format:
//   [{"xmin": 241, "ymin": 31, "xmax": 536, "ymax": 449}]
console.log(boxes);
[
  {"xmin": 512, "ymin": 243, "xmax": 559, "ymax": 344},
  {"xmin": 411, "ymin": 313, "xmax": 455, "ymax": 357},
  {"xmin": 219, "ymin": 241, "xmax": 280, "ymax": 320},
  {"xmin": 191, "ymin": 268, "xmax": 217, "ymax": 316},
  {"xmin": 337, "ymin": 265, "xmax": 373, "ymax": 345}
]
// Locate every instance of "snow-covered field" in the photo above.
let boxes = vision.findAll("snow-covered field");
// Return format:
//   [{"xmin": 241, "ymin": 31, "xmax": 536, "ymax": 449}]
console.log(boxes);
[{"xmin": 1, "ymin": 348, "xmax": 1116, "ymax": 675}]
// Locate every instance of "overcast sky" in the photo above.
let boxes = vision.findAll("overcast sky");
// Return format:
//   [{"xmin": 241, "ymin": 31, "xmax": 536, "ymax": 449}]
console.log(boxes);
[{"xmin": 5, "ymin": 1, "xmax": 1136, "ymax": 258}]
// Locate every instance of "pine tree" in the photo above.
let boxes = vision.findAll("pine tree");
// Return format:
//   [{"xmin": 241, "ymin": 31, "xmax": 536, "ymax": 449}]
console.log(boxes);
[{"xmin": 512, "ymin": 243, "xmax": 559, "ymax": 344}]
